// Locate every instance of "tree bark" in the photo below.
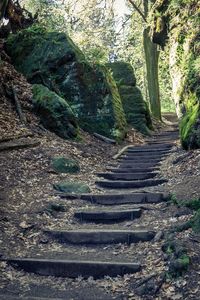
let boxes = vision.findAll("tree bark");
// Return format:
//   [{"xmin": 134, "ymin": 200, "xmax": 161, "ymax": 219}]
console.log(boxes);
[
  {"xmin": 143, "ymin": 27, "xmax": 161, "ymax": 120},
  {"xmin": 0, "ymin": 0, "xmax": 9, "ymax": 21},
  {"xmin": 143, "ymin": 0, "xmax": 161, "ymax": 120}
]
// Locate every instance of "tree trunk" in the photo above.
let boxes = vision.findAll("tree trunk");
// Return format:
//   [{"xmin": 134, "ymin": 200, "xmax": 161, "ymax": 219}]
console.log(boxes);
[
  {"xmin": 143, "ymin": 27, "xmax": 161, "ymax": 120},
  {"xmin": 0, "ymin": 0, "xmax": 9, "ymax": 21},
  {"xmin": 143, "ymin": 0, "xmax": 161, "ymax": 120}
]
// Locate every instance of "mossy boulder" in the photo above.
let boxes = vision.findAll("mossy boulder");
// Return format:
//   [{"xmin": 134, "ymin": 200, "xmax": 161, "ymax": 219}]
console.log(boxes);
[
  {"xmin": 151, "ymin": 0, "xmax": 200, "ymax": 149},
  {"xmin": 52, "ymin": 157, "xmax": 80, "ymax": 174},
  {"xmin": 107, "ymin": 62, "xmax": 152, "ymax": 135},
  {"xmin": 53, "ymin": 181, "xmax": 90, "ymax": 194},
  {"xmin": 32, "ymin": 84, "xmax": 78, "ymax": 139},
  {"xmin": 6, "ymin": 26, "xmax": 127, "ymax": 140}
]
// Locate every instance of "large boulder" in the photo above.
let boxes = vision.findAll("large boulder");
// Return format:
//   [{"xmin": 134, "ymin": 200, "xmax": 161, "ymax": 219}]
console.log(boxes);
[
  {"xmin": 152, "ymin": 0, "xmax": 200, "ymax": 149},
  {"xmin": 32, "ymin": 84, "xmax": 78, "ymax": 139},
  {"xmin": 6, "ymin": 26, "xmax": 127, "ymax": 140},
  {"xmin": 107, "ymin": 62, "xmax": 152, "ymax": 135}
]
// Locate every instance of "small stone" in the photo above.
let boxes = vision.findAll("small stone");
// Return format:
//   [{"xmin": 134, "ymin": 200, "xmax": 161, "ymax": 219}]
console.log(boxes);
[
  {"xmin": 153, "ymin": 231, "xmax": 164, "ymax": 242},
  {"xmin": 52, "ymin": 157, "xmax": 80, "ymax": 174},
  {"xmin": 19, "ymin": 221, "xmax": 34, "ymax": 230},
  {"xmin": 54, "ymin": 181, "xmax": 91, "ymax": 194}
]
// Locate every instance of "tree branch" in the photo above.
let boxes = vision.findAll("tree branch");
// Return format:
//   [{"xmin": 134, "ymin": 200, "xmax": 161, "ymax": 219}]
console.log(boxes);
[{"xmin": 128, "ymin": 0, "xmax": 147, "ymax": 23}]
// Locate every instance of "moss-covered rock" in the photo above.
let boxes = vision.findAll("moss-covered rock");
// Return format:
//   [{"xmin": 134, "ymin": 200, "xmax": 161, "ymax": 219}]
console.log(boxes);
[
  {"xmin": 53, "ymin": 181, "xmax": 90, "ymax": 194},
  {"xmin": 107, "ymin": 62, "xmax": 152, "ymax": 135},
  {"xmin": 32, "ymin": 84, "xmax": 78, "ymax": 139},
  {"xmin": 152, "ymin": 0, "xmax": 200, "ymax": 149},
  {"xmin": 52, "ymin": 157, "xmax": 80, "ymax": 174},
  {"xmin": 6, "ymin": 25, "xmax": 127, "ymax": 140}
]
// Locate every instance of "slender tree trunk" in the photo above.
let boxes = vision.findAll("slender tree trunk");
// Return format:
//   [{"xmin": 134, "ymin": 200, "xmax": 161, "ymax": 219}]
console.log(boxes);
[
  {"xmin": 143, "ymin": 0, "xmax": 161, "ymax": 120},
  {"xmin": 143, "ymin": 27, "xmax": 161, "ymax": 119},
  {"xmin": 0, "ymin": 0, "xmax": 9, "ymax": 21}
]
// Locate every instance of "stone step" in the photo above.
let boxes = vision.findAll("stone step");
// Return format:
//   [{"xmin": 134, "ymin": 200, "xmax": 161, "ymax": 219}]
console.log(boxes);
[
  {"xmin": 116, "ymin": 162, "xmax": 160, "ymax": 169},
  {"xmin": 121, "ymin": 152, "xmax": 168, "ymax": 158},
  {"xmin": 127, "ymin": 145, "xmax": 172, "ymax": 151},
  {"xmin": 106, "ymin": 167, "xmax": 159, "ymax": 173},
  {"xmin": 126, "ymin": 147, "xmax": 172, "ymax": 153},
  {"xmin": 80, "ymin": 192, "xmax": 166, "ymax": 205},
  {"xmin": 96, "ymin": 179, "xmax": 167, "ymax": 189},
  {"xmin": 117, "ymin": 158, "xmax": 161, "ymax": 164},
  {"xmin": 74, "ymin": 208, "xmax": 142, "ymax": 222},
  {"xmin": 5, "ymin": 258, "xmax": 141, "ymax": 279},
  {"xmin": 45, "ymin": 229, "xmax": 155, "ymax": 244},
  {"xmin": 0, "ymin": 297, "xmax": 62, "ymax": 300},
  {"xmin": 154, "ymin": 131, "xmax": 179, "ymax": 136},
  {"xmin": 146, "ymin": 138, "xmax": 176, "ymax": 143},
  {"xmin": 97, "ymin": 172, "xmax": 158, "ymax": 181}
]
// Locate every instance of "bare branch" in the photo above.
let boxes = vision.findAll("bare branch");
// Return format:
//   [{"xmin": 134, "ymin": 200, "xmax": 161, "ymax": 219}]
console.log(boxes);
[{"xmin": 128, "ymin": 0, "xmax": 147, "ymax": 22}]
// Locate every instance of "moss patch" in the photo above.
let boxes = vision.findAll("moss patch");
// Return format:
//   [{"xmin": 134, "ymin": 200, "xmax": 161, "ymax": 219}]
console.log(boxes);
[
  {"xmin": 6, "ymin": 25, "xmax": 127, "ymax": 140},
  {"xmin": 51, "ymin": 157, "xmax": 80, "ymax": 174},
  {"xmin": 32, "ymin": 84, "xmax": 78, "ymax": 139},
  {"xmin": 53, "ymin": 181, "xmax": 91, "ymax": 194},
  {"xmin": 107, "ymin": 62, "xmax": 152, "ymax": 135},
  {"xmin": 151, "ymin": 0, "xmax": 200, "ymax": 149}
]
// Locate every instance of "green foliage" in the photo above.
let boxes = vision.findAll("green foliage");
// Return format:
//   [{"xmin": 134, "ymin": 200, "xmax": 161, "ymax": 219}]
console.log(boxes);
[
  {"xmin": 185, "ymin": 199, "xmax": 200, "ymax": 211},
  {"xmin": 163, "ymin": 240, "xmax": 190, "ymax": 278},
  {"xmin": 180, "ymin": 98, "xmax": 200, "ymax": 149}
]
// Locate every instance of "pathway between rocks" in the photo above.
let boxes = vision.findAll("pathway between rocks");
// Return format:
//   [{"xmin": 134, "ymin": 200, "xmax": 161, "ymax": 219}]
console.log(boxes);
[{"xmin": 0, "ymin": 125, "xmax": 180, "ymax": 300}]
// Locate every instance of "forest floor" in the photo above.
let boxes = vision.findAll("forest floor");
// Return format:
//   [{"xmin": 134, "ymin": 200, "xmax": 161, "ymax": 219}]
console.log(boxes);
[{"xmin": 0, "ymin": 61, "xmax": 200, "ymax": 299}]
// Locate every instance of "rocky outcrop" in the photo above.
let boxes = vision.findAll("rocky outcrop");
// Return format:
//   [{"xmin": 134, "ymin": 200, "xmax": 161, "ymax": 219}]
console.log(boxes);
[
  {"xmin": 152, "ymin": 0, "xmax": 200, "ymax": 149},
  {"xmin": 6, "ymin": 26, "xmax": 127, "ymax": 140},
  {"xmin": 32, "ymin": 84, "xmax": 78, "ymax": 139},
  {"xmin": 107, "ymin": 62, "xmax": 152, "ymax": 135}
]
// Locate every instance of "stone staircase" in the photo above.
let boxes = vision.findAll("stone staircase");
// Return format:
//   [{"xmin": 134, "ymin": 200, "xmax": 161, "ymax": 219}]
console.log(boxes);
[{"xmin": 0, "ymin": 127, "xmax": 179, "ymax": 299}]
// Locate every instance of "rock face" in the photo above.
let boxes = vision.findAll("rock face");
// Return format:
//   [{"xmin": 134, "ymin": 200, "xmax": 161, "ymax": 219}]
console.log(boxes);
[
  {"xmin": 107, "ymin": 62, "xmax": 152, "ymax": 135},
  {"xmin": 6, "ymin": 26, "xmax": 127, "ymax": 140},
  {"xmin": 152, "ymin": 0, "xmax": 200, "ymax": 149},
  {"xmin": 32, "ymin": 84, "xmax": 78, "ymax": 139}
]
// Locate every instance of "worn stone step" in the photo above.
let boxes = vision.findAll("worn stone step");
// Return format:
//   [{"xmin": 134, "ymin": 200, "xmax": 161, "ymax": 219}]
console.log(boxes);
[
  {"xmin": 154, "ymin": 131, "xmax": 179, "ymax": 136},
  {"xmin": 97, "ymin": 172, "xmax": 158, "ymax": 181},
  {"xmin": 74, "ymin": 208, "xmax": 142, "ymax": 222},
  {"xmin": 146, "ymin": 139, "xmax": 176, "ymax": 143},
  {"xmin": 116, "ymin": 162, "xmax": 160, "ymax": 169},
  {"xmin": 45, "ymin": 229, "xmax": 155, "ymax": 244},
  {"xmin": 5, "ymin": 258, "xmax": 141, "ymax": 279},
  {"xmin": 80, "ymin": 192, "xmax": 166, "ymax": 205},
  {"xmin": 126, "ymin": 147, "xmax": 172, "ymax": 153},
  {"xmin": 117, "ymin": 158, "xmax": 161, "ymax": 164},
  {"xmin": 121, "ymin": 152, "xmax": 168, "ymax": 158},
  {"xmin": 0, "ymin": 297, "xmax": 61, "ymax": 300},
  {"xmin": 96, "ymin": 178, "xmax": 167, "ymax": 189},
  {"xmin": 106, "ymin": 167, "xmax": 159, "ymax": 173},
  {"xmin": 127, "ymin": 145, "xmax": 172, "ymax": 151}
]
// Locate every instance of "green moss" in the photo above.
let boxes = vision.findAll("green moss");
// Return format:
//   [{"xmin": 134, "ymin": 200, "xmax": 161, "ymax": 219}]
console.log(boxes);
[
  {"xmin": 32, "ymin": 84, "xmax": 78, "ymax": 139},
  {"xmin": 180, "ymin": 98, "xmax": 200, "ymax": 149},
  {"xmin": 190, "ymin": 209, "xmax": 200, "ymax": 233},
  {"xmin": 6, "ymin": 26, "xmax": 127, "ymax": 141},
  {"xmin": 106, "ymin": 62, "xmax": 152, "ymax": 135},
  {"xmin": 152, "ymin": 0, "xmax": 200, "ymax": 149},
  {"xmin": 51, "ymin": 157, "xmax": 80, "ymax": 174},
  {"xmin": 163, "ymin": 240, "xmax": 190, "ymax": 277},
  {"xmin": 106, "ymin": 61, "xmax": 136, "ymax": 86},
  {"xmin": 53, "ymin": 181, "xmax": 91, "ymax": 194}
]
